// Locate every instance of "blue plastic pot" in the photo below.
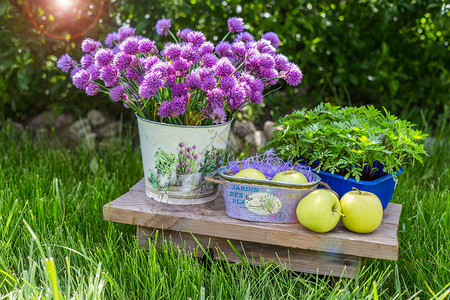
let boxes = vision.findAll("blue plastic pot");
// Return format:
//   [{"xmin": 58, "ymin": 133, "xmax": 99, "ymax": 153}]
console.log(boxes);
[{"xmin": 315, "ymin": 168, "xmax": 403, "ymax": 209}]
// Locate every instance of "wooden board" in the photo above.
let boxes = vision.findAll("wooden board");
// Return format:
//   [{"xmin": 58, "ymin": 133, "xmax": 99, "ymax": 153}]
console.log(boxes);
[
  {"xmin": 103, "ymin": 179, "xmax": 402, "ymax": 278},
  {"xmin": 137, "ymin": 226, "xmax": 364, "ymax": 278}
]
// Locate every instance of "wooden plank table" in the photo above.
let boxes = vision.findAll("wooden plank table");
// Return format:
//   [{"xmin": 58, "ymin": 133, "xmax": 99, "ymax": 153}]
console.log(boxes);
[{"xmin": 103, "ymin": 179, "xmax": 402, "ymax": 278}]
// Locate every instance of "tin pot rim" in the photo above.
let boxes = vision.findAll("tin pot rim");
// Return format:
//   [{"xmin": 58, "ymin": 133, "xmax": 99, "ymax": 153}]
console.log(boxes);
[{"xmin": 136, "ymin": 114, "xmax": 233, "ymax": 129}]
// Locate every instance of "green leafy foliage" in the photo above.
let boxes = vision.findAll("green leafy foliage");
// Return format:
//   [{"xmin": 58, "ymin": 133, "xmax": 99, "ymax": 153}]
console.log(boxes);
[
  {"xmin": 1, "ymin": 1, "xmax": 448, "ymax": 130},
  {"xmin": 266, "ymin": 103, "xmax": 428, "ymax": 181},
  {"xmin": 154, "ymin": 148, "xmax": 176, "ymax": 176}
]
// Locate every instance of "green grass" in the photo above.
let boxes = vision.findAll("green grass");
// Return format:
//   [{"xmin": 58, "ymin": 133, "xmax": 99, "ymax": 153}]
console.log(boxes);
[{"xmin": 0, "ymin": 121, "xmax": 449, "ymax": 299}]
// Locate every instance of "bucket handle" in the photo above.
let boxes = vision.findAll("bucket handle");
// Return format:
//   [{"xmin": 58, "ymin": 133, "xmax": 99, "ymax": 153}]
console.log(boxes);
[
  {"xmin": 318, "ymin": 181, "xmax": 339, "ymax": 199},
  {"xmin": 204, "ymin": 176, "xmax": 226, "ymax": 187}
]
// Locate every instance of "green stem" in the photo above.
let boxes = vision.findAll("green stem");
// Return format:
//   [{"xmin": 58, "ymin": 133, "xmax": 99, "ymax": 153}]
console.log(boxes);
[{"xmin": 168, "ymin": 29, "xmax": 179, "ymax": 44}]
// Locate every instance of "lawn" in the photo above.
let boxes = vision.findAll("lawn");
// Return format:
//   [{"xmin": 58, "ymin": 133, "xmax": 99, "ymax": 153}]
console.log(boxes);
[{"xmin": 0, "ymin": 121, "xmax": 449, "ymax": 299}]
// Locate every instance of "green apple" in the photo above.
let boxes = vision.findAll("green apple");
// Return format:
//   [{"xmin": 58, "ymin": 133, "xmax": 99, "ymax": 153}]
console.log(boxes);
[
  {"xmin": 234, "ymin": 168, "xmax": 267, "ymax": 180},
  {"xmin": 272, "ymin": 170, "xmax": 308, "ymax": 184},
  {"xmin": 296, "ymin": 189, "xmax": 344, "ymax": 233},
  {"xmin": 340, "ymin": 188, "xmax": 383, "ymax": 233}
]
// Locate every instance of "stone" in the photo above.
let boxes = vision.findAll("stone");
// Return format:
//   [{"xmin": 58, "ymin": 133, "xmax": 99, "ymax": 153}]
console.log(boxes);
[
  {"xmin": 226, "ymin": 131, "xmax": 243, "ymax": 154},
  {"xmin": 263, "ymin": 120, "xmax": 283, "ymax": 140},
  {"xmin": 67, "ymin": 118, "xmax": 93, "ymax": 141},
  {"xmin": 232, "ymin": 120, "xmax": 256, "ymax": 138},
  {"xmin": 244, "ymin": 130, "xmax": 267, "ymax": 149},
  {"xmin": 97, "ymin": 121, "xmax": 121, "ymax": 138},
  {"xmin": 87, "ymin": 110, "xmax": 108, "ymax": 128},
  {"xmin": 54, "ymin": 114, "xmax": 75, "ymax": 130},
  {"xmin": 28, "ymin": 111, "xmax": 53, "ymax": 131}
]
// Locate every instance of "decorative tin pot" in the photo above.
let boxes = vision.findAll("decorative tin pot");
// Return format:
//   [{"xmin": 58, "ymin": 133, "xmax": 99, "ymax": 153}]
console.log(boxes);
[
  {"xmin": 213, "ymin": 166, "xmax": 322, "ymax": 223},
  {"xmin": 137, "ymin": 116, "xmax": 232, "ymax": 205}
]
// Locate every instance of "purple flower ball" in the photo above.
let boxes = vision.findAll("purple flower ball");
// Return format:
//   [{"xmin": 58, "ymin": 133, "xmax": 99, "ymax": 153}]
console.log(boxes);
[
  {"xmin": 260, "ymin": 68, "xmax": 279, "ymax": 85},
  {"xmin": 120, "ymin": 36, "xmax": 140, "ymax": 55},
  {"xmin": 186, "ymin": 31, "xmax": 206, "ymax": 47},
  {"xmin": 94, "ymin": 48, "xmax": 114, "ymax": 68},
  {"xmin": 163, "ymin": 43, "xmax": 182, "ymax": 60},
  {"xmin": 282, "ymin": 63, "xmax": 303, "ymax": 86},
  {"xmin": 274, "ymin": 54, "xmax": 290, "ymax": 71},
  {"xmin": 139, "ymin": 71, "xmax": 166, "ymax": 98},
  {"xmin": 180, "ymin": 149, "xmax": 185, "ymax": 155},
  {"xmin": 220, "ymin": 76, "xmax": 237, "ymax": 93},
  {"xmin": 85, "ymin": 83, "xmax": 99, "ymax": 96},
  {"xmin": 57, "ymin": 54, "xmax": 74, "ymax": 73},
  {"xmin": 172, "ymin": 82, "xmax": 188, "ymax": 98},
  {"xmin": 256, "ymin": 39, "xmax": 276, "ymax": 55},
  {"xmin": 177, "ymin": 28, "xmax": 193, "ymax": 41},
  {"xmin": 109, "ymin": 84, "xmax": 126, "ymax": 102},
  {"xmin": 182, "ymin": 161, "xmax": 188, "ymax": 166},
  {"xmin": 234, "ymin": 32, "xmax": 254, "ymax": 43},
  {"xmin": 181, "ymin": 44, "xmax": 200, "ymax": 63},
  {"xmin": 186, "ymin": 153, "xmax": 192, "ymax": 159},
  {"xmin": 207, "ymin": 88, "xmax": 225, "ymax": 109},
  {"xmin": 259, "ymin": 53, "xmax": 276, "ymax": 70},
  {"xmin": 138, "ymin": 38, "xmax": 156, "ymax": 53},
  {"xmin": 192, "ymin": 145, "xmax": 197, "ymax": 150},
  {"xmin": 199, "ymin": 42, "xmax": 215, "ymax": 56},
  {"xmin": 227, "ymin": 17, "xmax": 245, "ymax": 33},
  {"xmin": 193, "ymin": 154, "xmax": 199, "ymax": 160},
  {"xmin": 157, "ymin": 101, "xmax": 171, "ymax": 118},
  {"xmin": 185, "ymin": 72, "xmax": 201, "ymax": 89},
  {"xmin": 126, "ymin": 68, "xmax": 139, "ymax": 81},
  {"xmin": 176, "ymin": 163, "xmax": 181, "ymax": 168},
  {"xmin": 80, "ymin": 54, "xmax": 94, "ymax": 69},
  {"xmin": 201, "ymin": 53, "xmax": 218, "ymax": 68},
  {"xmin": 105, "ymin": 32, "xmax": 119, "ymax": 48},
  {"xmin": 179, "ymin": 142, "xmax": 185, "ymax": 148},
  {"xmin": 70, "ymin": 67, "xmax": 82, "ymax": 78},
  {"xmin": 155, "ymin": 18, "xmax": 171, "ymax": 36},
  {"xmin": 173, "ymin": 58, "xmax": 190, "ymax": 77},
  {"xmin": 187, "ymin": 147, "xmax": 192, "ymax": 153},
  {"xmin": 201, "ymin": 77, "xmax": 216, "ymax": 91},
  {"xmin": 187, "ymin": 167, "xmax": 192, "ymax": 172},
  {"xmin": 214, "ymin": 58, "xmax": 235, "ymax": 77},
  {"xmin": 170, "ymin": 97, "xmax": 188, "ymax": 117},
  {"xmin": 100, "ymin": 65, "xmax": 119, "ymax": 87},
  {"xmin": 212, "ymin": 107, "xmax": 227, "ymax": 124},
  {"xmin": 261, "ymin": 32, "xmax": 280, "ymax": 48},
  {"xmin": 141, "ymin": 56, "xmax": 160, "ymax": 71},
  {"xmin": 72, "ymin": 69, "xmax": 91, "ymax": 89},
  {"xmin": 231, "ymin": 41, "xmax": 246, "ymax": 58},
  {"xmin": 88, "ymin": 65, "xmax": 100, "ymax": 80},
  {"xmin": 215, "ymin": 42, "xmax": 232, "ymax": 58},
  {"xmin": 227, "ymin": 86, "xmax": 245, "ymax": 110},
  {"xmin": 81, "ymin": 38, "xmax": 98, "ymax": 53},
  {"xmin": 113, "ymin": 52, "xmax": 132, "ymax": 71},
  {"xmin": 118, "ymin": 26, "xmax": 135, "ymax": 41}
]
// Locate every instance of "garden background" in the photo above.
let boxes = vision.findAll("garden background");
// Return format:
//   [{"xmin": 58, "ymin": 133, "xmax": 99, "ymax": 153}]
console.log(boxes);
[{"xmin": 1, "ymin": 0, "xmax": 449, "ymax": 299}]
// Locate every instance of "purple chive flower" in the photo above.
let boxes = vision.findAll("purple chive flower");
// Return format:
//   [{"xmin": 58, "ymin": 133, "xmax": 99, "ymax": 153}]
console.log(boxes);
[
  {"xmin": 109, "ymin": 84, "xmax": 126, "ymax": 102},
  {"xmin": 245, "ymin": 53, "xmax": 261, "ymax": 71},
  {"xmin": 201, "ymin": 77, "xmax": 216, "ymax": 91},
  {"xmin": 126, "ymin": 68, "xmax": 139, "ymax": 81},
  {"xmin": 261, "ymin": 68, "xmax": 279, "ymax": 85},
  {"xmin": 100, "ymin": 65, "xmax": 119, "ymax": 87},
  {"xmin": 81, "ymin": 38, "xmax": 98, "ymax": 53},
  {"xmin": 282, "ymin": 63, "xmax": 303, "ymax": 86},
  {"xmin": 120, "ymin": 36, "xmax": 140, "ymax": 55},
  {"xmin": 227, "ymin": 86, "xmax": 245, "ymax": 110},
  {"xmin": 80, "ymin": 54, "xmax": 94, "ymax": 69},
  {"xmin": 157, "ymin": 101, "xmax": 172, "ymax": 118},
  {"xmin": 256, "ymin": 39, "xmax": 276, "ymax": 55},
  {"xmin": 85, "ymin": 83, "xmax": 99, "ymax": 96},
  {"xmin": 173, "ymin": 58, "xmax": 190, "ymax": 77},
  {"xmin": 197, "ymin": 67, "xmax": 214, "ymax": 80},
  {"xmin": 70, "ymin": 67, "xmax": 82, "ymax": 78},
  {"xmin": 186, "ymin": 31, "xmax": 206, "ymax": 47},
  {"xmin": 141, "ymin": 56, "xmax": 160, "ymax": 71},
  {"xmin": 201, "ymin": 53, "xmax": 218, "ymax": 68},
  {"xmin": 118, "ymin": 26, "xmax": 135, "ymax": 40},
  {"xmin": 72, "ymin": 69, "xmax": 91, "ymax": 89},
  {"xmin": 199, "ymin": 42, "xmax": 214, "ymax": 55},
  {"xmin": 227, "ymin": 17, "xmax": 245, "ymax": 33},
  {"xmin": 259, "ymin": 53, "xmax": 276, "ymax": 70},
  {"xmin": 151, "ymin": 61, "xmax": 175, "ymax": 77},
  {"xmin": 170, "ymin": 97, "xmax": 188, "ymax": 117},
  {"xmin": 185, "ymin": 72, "xmax": 201, "ymax": 89},
  {"xmin": 207, "ymin": 88, "xmax": 225, "ymax": 109},
  {"xmin": 231, "ymin": 41, "xmax": 246, "ymax": 57},
  {"xmin": 234, "ymin": 32, "xmax": 254, "ymax": 43},
  {"xmin": 261, "ymin": 32, "xmax": 280, "ymax": 48},
  {"xmin": 186, "ymin": 153, "xmax": 193, "ymax": 159},
  {"xmin": 193, "ymin": 154, "xmax": 199, "ymax": 160},
  {"xmin": 212, "ymin": 107, "xmax": 227, "ymax": 124},
  {"xmin": 182, "ymin": 161, "xmax": 189, "ymax": 166},
  {"xmin": 177, "ymin": 28, "xmax": 193, "ymax": 41},
  {"xmin": 274, "ymin": 54, "xmax": 290, "ymax": 71},
  {"xmin": 179, "ymin": 142, "xmax": 185, "ymax": 147},
  {"xmin": 187, "ymin": 147, "xmax": 192, "ymax": 152},
  {"xmin": 179, "ymin": 149, "xmax": 185, "ymax": 155},
  {"xmin": 155, "ymin": 18, "xmax": 171, "ymax": 36},
  {"xmin": 105, "ymin": 32, "xmax": 119, "ymax": 48},
  {"xmin": 138, "ymin": 38, "xmax": 156, "ymax": 53},
  {"xmin": 187, "ymin": 167, "xmax": 192, "ymax": 172},
  {"xmin": 176, "ymin": 163, "xmax": 181, "ymax": 168},
  {"xmin": 139, "ymin": 71, "xmax": 166, "ymax": 98},
  {"xmin": 88, "ymin": 65, "xmax": 100, "ymax": 80},
  {"xmin": 163, "ymin": 43, "xmax": 182, "ymax": 60},
  {"xmin": 214, "ymin": 58, "xmax": 235, "ymax": 76},
  {"xmin": 172, "ymin": 82, "xmax": 187, "ymax": 97},
  {"xmin": 57, "ymin": 54, "xmax": 74, "ymax": 72},
  {"xmin": 220, "ymin": 76, "xmax": 237, "ymax": 93},
  {"xmin": 181, "ymin": 44, "xmax": 200, "ymax": 63},
  {"xmin": 215, "ymin": 42, "xmax": 232, "ymax": 58},
  {"xmin": 94, "ymin": 48, "xmax": 114, "ymax": 67},
  {"xmin": 113, "ymin": 52, "xmax": 132, "ymax": 71},
  {"xmin": 192, "ymin": 145, "xmax": 197, "ymax": 149}
]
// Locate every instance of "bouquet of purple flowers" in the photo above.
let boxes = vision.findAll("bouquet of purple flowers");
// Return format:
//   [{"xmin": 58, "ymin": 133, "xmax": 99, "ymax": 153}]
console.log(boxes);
[{"xmin": 57, "ymin": 17, "xmax": 303, "ymax": 126}]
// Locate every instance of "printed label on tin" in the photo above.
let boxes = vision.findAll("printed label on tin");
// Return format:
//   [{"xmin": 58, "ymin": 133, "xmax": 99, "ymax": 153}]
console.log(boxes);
[{"xmin": 245, "ymin": 192, "xmax": 282, "ymax": 215}]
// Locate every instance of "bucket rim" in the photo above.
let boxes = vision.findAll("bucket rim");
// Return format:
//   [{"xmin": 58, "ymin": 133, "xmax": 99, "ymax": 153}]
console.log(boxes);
[{"xmin": 136, "ymin": 114, "xmax": 233, "ymax": 129}]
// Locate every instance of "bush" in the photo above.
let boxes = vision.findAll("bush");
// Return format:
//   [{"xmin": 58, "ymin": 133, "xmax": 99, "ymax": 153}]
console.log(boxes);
[{"xmin": 1, "ymin": 0, "xmax": 449, "ymax": 131}]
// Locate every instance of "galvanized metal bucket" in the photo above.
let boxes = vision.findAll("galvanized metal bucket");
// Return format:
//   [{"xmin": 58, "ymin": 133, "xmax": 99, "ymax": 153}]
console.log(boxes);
[{"xmin": 137, "ymin": 116, "xmax": 232, "ymax": 205}]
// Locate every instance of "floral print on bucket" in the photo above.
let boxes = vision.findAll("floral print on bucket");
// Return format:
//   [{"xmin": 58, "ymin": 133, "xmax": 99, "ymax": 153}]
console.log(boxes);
[{"xmin": 138, "ymin": 116, "xmax": 231, "ymax": 205}]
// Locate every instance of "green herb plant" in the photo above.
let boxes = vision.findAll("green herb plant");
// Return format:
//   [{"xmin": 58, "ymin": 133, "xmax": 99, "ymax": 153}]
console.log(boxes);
[
  {"xmin": 265, "ymin": 103, "xmax": 428, "ymax": 181},
  {"xmin": 154, "ymin": 148, "xmax": 176, "ymax": 176}
]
